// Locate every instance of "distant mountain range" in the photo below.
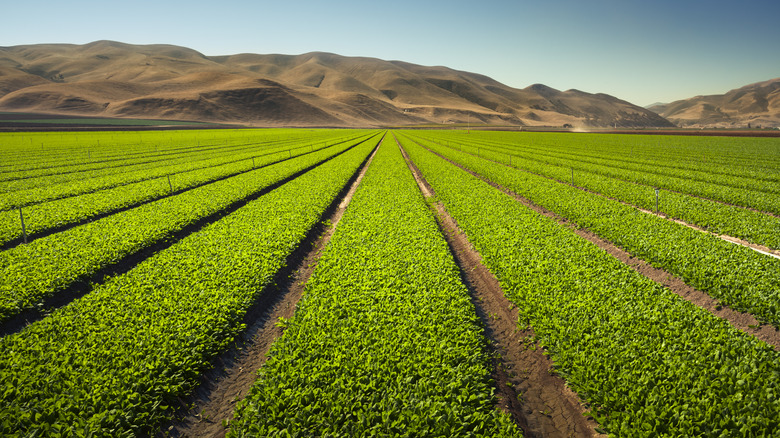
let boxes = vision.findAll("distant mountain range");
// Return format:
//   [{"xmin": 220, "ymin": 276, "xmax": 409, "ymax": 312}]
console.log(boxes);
[
  {"xmin": 648, "ymin": 78, "xmax": 780, "ymax": 128},
  {"xmin": 0, "ymin": 41, "xmax": 675, "ymax": 128}
]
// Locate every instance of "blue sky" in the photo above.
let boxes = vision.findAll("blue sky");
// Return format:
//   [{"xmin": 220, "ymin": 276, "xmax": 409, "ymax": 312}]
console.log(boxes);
[{"xmin": 3, "ymin": 0, "xmax": 779, "ymax": 106}]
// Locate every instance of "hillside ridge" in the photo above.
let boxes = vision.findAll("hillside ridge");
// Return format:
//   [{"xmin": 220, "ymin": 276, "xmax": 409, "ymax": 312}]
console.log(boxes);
[
  {"xmin": 0, "ymin": 41, "xmax": 674, "ymax": 128},
  {"xmin": 649, "ymin": 78, "xmax": 780, "ymax": 128}
]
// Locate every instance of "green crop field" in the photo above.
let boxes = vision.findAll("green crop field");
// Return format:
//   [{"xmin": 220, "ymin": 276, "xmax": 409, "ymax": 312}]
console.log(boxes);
[
  {"xmin": 0, "ymin": 128, "xmax": 778, "ymax": 437},
  {"xmin": 0, "ymin": 112, "xmax": 218, "ymax": 127}
]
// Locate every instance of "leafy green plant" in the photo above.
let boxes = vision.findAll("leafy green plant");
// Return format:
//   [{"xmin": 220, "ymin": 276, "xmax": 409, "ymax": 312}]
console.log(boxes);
[
  {"xmin": 0, "ymin": 131, "xmax": 372, "ymax": 246},
  {"xmin": 402, "ymin": 132, "xmax": 780, "ymax": 326},
  {"xmin": 0, "ymin": 133, "xmax": 380, "ymax": 323},
  {"xmin": 0, "ymin": 134, "xmax": 378, "ymax": 436},
  {"xmin": 408, "ymin": 130, "xmax": 780, "ymax": 249},
  {"xmin": 399, "ymin": 133, "xmax": 780, "ymax": 437},
  {"xmin": 228, "ymin": 138, "xmax": 521, "ymax": 437}
]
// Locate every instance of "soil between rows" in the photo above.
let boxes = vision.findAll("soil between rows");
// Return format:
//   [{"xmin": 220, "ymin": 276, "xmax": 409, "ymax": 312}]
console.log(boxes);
[
  {"xmin": 160, "ymin": 137, "xmax": 382, "ymax": 438},
  {"xmin": 416, "ymin": 140, "xmax": 780, "ymax": 350},
  {"xmin": 396, "ymin": 135, "xmax": 603, "ymax": 438}
]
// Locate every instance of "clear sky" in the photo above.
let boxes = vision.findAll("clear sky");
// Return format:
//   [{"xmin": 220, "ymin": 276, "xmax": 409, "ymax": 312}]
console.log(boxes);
[{"xmin": 3, "ymin": 0, "xmax": 779, "ymax": 106}]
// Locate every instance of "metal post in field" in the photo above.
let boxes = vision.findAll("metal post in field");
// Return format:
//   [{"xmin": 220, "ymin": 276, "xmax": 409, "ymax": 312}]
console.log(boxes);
[
  {"xmin": 655, "ymin": 188, "xmax": 660, "ymax": 214},
  {"xmin": 571, "ymin": 168, "xmax": 574, "ymax": 186},
  {"xmin": 168, "ymin": 175, "xmax": 173, "ymax": 193},
  {"xmin": 252, "ymin": 157, "xmax": 255, "ymax": 169},
  {"xmin": 19, "ymin": 207, "xmax": 27, "ymax": 244}
]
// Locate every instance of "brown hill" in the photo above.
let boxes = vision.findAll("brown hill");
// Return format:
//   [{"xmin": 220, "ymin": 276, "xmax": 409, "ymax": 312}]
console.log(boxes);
[
  {"xmin": 0, "ymin": 40, "xmax": 674, "ymax": 128},
  {"xmin": 649, "ymin": 78, "xmax": 780, "ymax": 128}
]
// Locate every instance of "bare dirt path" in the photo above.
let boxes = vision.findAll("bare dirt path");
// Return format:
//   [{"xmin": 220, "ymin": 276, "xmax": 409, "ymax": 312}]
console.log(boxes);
[
  {"xmin": 426, "ymin": 138, "xmax": 780, "ymax": 255},
  {"xmin": 397, "ymin": 135, "xmax": 604, "ymax": 438},
  {"xmin": 412, "ymin": 139, "xmax": 780, "ymax": 350},
  {"xmin": 160, "ymin": 139, "xmax": 382, "ymax": 438}
]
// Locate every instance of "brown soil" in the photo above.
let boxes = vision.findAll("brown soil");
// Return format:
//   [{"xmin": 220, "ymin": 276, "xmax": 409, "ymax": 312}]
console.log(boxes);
[
  {"xmin": 416, "ymin": 141, "xmax": 780, "ymax": 350},
  {"xmin": 396, "ymin": 135, "xmax": 603, "ymax": 438},
  {"xmin": 160, "ymin": 139, "xmax": 381, "ymax": 438}
]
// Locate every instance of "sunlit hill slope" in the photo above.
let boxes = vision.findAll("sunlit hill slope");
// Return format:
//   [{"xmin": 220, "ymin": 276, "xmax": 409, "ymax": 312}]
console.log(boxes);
[{"xmin": 0, "ymin": 40, "xmax": 674, "ymax": 128}]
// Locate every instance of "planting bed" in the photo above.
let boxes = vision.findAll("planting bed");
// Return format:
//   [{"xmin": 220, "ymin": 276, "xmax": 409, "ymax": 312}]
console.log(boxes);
[{"xmin": 1, "ymin": 128, "xmax": 778, "ymax": 437}]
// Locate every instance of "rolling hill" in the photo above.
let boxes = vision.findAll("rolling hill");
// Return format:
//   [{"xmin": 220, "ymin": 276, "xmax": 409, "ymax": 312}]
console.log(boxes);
[
  {"xmin": 0, "ymin": 40, "xmax": 674, "ymax": 128},
  {"xmin": 649, "ymin": 78, "xmax": 780, "ymax": 128}
]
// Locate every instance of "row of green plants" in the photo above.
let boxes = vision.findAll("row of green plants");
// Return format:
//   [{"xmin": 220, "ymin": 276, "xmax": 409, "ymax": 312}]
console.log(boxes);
[
  {"xmin": 399, "ymin": 135, "xmax": 780, "ymax": 437},
  {"xmin": 0, "ymin": 131, "xmax": 236, "ymax": 176},
  {"xmin": 412, "ymin": 131, "xmax": 780, "ymax": 215},
  {"xmin": 508, "ymin": 139, "xmax": 780, "ymax": 214},
  {"xmin": 456, "ymin": 131, "xmax": 780, "ymax": 184},
  {"xmin": 0, "ymin": 134, "xmax": 380, "ymax": 323},
  {"xmin": 407, "ymin": 133, "xmax": 780, "ymax": 250},
  {"xmin": 1, "ymin": 129, "xmax": 347, "ymax": 187},
  {"xmin": 2, "ymin": 137, "xmax": 285, "ymax": 193},
  {"xmin": 445, "ymin": 131, "xmax": 780, "ymax": 194},
  {"xmin": 0, "ymin": 129, "xmax": 326, "ymax": 176},
  {"xmin": 0, "ymin": 135, "xmax": 378, "ymax": 436},
  {"xmin": 0, "ymin": 132, "xmax": 374, "ymax": 246},
  {"xmin": 228, "ymin": 139, "xmax": 521, "ymax": 437},
  {"xmin": 400, "ymin": 134, "xmax": 780, "ymax": 327},
  {"xmin": 0, "ymin": 132, "xmax": 368, "ymax": 210}
]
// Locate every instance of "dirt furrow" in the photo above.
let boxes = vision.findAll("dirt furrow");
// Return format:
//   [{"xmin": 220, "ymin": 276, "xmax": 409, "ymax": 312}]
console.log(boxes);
[
  {"xmin": 156, "ymin": 140, "xmax": 382, "ymax": 438},
  {"xmin": 416, "ymin": 140, "xmax": 780, "ymax": 350},
  {"xmin": 397, "ymin": 136, "xmax": 603, "ymax": 438}
]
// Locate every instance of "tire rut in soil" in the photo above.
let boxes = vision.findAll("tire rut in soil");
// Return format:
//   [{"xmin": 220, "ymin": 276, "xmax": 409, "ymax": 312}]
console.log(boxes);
[
  {"xmin": 157, "ymin": 136, "xmax": 383, "ymax": 438},
  {"xmin": 0, "ymin": 137, "xmax": 375, "ymax": 337},
  {"xmin": 396, "ymin": 135, "xmax": 604, "ymax": 438},
  {"xmin": 414, "ymin": 139, "xmax": 780, "ymax": 350}
]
